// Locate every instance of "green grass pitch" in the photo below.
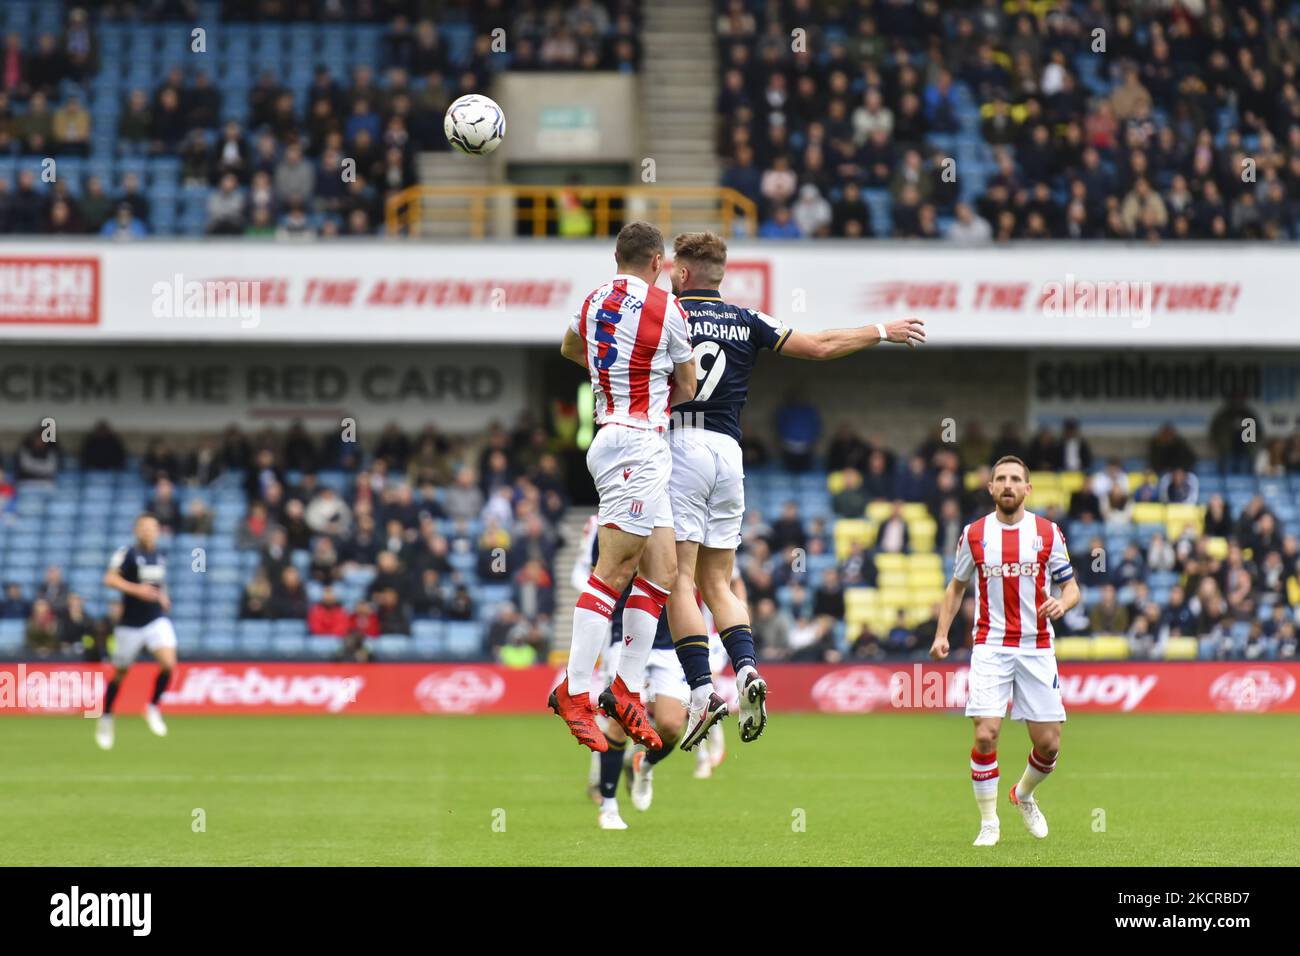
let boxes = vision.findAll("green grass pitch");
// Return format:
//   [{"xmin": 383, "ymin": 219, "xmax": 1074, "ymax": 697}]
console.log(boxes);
[{"xmin": 1, "ymin": 713, "xmax": 1295, "ymax": 866}]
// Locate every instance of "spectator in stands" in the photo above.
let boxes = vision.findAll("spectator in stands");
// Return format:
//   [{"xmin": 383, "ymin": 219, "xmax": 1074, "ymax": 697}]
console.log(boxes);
[
  {"xmin": 1149, "ymin": 422, "xmax": 1196, "ymax": 473},
  {"xmin": 875, "ymin": 502, "xmax": 910, "ymax": 554},
  {"xmin": 946, "ymin": 202, "xmax": 992, "ymax": 243},
  {"xmin": 444, "ymin": 466, "xmax": 484, "ymax": 521},
  {"xmin": 239, "ymin": 569, "xmax": 272, "ymax": 619},
  {"xmin": 207, "ymin": 172, "xmax": 247, "ymax": 235},
  {"xmin": 1090, "ymin": 584, "xmax": 1130, "ymax": 634},
  {"xmin": 147, "ymin": 478, "xmax": 181, "ymax": 533},
  {"xmin": 1209, "ymin": 392, "xmax": 1263, "ymax": 475},
  {"xmin": 374, "ymin": 587, "xmax": 411, "ymax": 635},
  {"xmin": 100, "ymin": 202, "xmax": 146, "ymax": 238},
  {"xmin": 80, "ymin": 420, "xmax": 127, "ymax": 470},
  {"xmin": 344, "ymin": 601, "xmax": 380, "ymax": 661},
  {"xmin": 270, "ymin": 566, "xmax": 308, "ymax": 620},
  {"xmin": 446, "ymin": 585, "xmax": 474, "ymax": 621},
  {"xmin": 831, "ymin": 468, "xmax": 867, "ymax": 518},
  {"xmin": 77, "ymin": 175, "xmax": 112, "ymax": 233},
  {"xmin": 182, "ymin": 499, "xmax": 213, "ymax": 535},
  {"xmin": 0, "ymin": 582, "xmax": 29, "ymax": 619},
  {"xmin": 1158, "ymin": 467, "xmax": 1199, "ymax": 504},
  {"xmin": 52, "ymin": 94, "xmax": 89, "ymax": 155},
  {"xmin": 236, "ymin": 502, "xmax": 270, "ymax": 550},
  {"xmin": 25, "ymin": 598, "xmax": 60, "ymax": 657},
  {"xmin": 758, "ymin": 204, "xmax": 800, "ymax": 238},
  {"xmin": 1068, "ymin": 476, "xmax": 1102, "ymax": 522},
  {"xmin": 56, "ymin": 592, "xmax": 91, "ymax": 655}
]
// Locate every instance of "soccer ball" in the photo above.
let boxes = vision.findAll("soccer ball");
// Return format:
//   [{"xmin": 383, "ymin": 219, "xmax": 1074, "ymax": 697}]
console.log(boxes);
[{"xmin": 444, "ymin": 94, "xmax": 506, "ymax": 156}]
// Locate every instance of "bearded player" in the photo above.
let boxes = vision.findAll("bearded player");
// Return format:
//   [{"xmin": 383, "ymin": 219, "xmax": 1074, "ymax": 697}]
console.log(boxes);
[
  {"xmin": 665, "ymin": 231, "xmax": 926, "ymax": 749},
  {"xmin": 549, "ymin": 221, "xmax": 696, "ymax": 755},
  {"xmin": 929, "ymin": 456, "xmax": 1081, "ymax": 847}
]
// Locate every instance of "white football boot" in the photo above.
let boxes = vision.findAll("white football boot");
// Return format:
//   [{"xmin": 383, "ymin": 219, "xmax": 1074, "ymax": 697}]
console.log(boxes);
[
  {"xmin": 144, "ymin": 704, "xmax": 168, "ymax": 737},
  {"xmin": 597, "ymin": 803, "xmax": 628, "ymax": 830},
  {"xmin": 972, "ymin": 823, "xmax": 1000, "ymax": 847},
  {"xmin": 1009, "ymin": 784, "xmax": 1048, "ymax": 838},
  {"xmin": 736, "ymin": 668, "xmax": 768, "ymax": 742},
  {"xmin": 629, "ymin": 751, "xmax": 654, "ymax": 811},
  {"xmin": 94, "ymin": 715, "xmax": 114, "ymax": 751},
  {"xmin": 680, "ymin": 692, "xmax": 728, "ymax": 751}
]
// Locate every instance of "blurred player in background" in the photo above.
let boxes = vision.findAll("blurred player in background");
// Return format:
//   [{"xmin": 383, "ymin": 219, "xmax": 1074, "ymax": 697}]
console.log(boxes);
[
  {"xmin": 929, "ymin": 456, "xmax": 1080, "ymax": 847},
  {"xmin": 551, "ymin": 221, "xmax": 696, "ymax": 755},
  {"xmin": 95, "ymin": 513, "xmax": 177, "ymax": 750},
  {"xmin": 665, "ymin": 232, "xmax": 926, "ymax": 750},
  {"xmin": 573, "ymin": 515, "xmax": 689, "ymax": 829}
]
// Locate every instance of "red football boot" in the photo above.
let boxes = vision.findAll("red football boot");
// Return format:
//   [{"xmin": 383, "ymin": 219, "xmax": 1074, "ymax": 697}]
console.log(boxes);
[
  {"xmin": 548, "ymin": 676, "xmax": 608, "ymax": 752},
  {"xmin": 599, "ymin": 676, "xmax": 662, "ymax": 750}
]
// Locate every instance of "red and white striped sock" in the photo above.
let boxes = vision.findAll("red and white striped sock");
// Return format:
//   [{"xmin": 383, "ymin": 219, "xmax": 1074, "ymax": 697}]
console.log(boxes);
[
  {"xmin": 616, "ymin": 576, "xmax": 670, "ymax": 691},
  {"xmin": 1015, "ymin": 748, "xmax": 1057, "ymax": 801},
  {"xmin": 566, "ymin": 573, "xmax": 621, "ymax": 696},
  {"xmin": 970, "ymin": 748, "xmax": 999, "ymax": 825}
]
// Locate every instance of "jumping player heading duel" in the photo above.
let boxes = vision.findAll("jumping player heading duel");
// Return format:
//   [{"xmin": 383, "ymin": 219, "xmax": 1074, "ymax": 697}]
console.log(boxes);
[
  {"xmin": 550, "ymin": 221, "xmax": 696, "ymax": 754},
  {"xmin": 664, "ymin": 231, "xmax": 926, "ymax": 749}
]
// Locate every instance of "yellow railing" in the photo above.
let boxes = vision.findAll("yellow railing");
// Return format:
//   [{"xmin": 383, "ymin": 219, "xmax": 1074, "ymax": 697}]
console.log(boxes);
[{"xmin": 385, "ymin": 185, "xmax": 757, "ymax": 239}]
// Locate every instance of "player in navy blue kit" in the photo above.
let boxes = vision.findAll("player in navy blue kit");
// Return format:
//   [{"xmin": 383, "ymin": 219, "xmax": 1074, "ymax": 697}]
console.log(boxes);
[
  {"xmin": 96, "ymin": 513, "xmax": 177, "ymax": 750},
  {"xmin": 665, "ymin": 232, "xmax": 926, "ymax": 749}
]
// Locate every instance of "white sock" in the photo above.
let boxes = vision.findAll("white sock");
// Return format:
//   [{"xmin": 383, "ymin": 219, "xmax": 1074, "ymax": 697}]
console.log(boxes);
[
  {"xmin": 616, "ymin": 576, "xmax": 669, "ymax": 692},
  {"xmin": 970, "ymin": 748, "xmax": 999, "ymax": 826},
  {"xmin": 567, "ymin": 574, "xmax": 620, "ymax": 696},
  {"xmin": 735, "ymin": 663, "xmax": 756, "ymax": 690},
  {"xmin": 1017, "ymin": 748, "xmax": 1057, "ymax": 800},
  {"xmin": 690, "ymin": 683, "xmax": 713, "ymax": 708},
  {"xmin": 600, "ymin": 797, "xmax": 619, "ymax": 814}
]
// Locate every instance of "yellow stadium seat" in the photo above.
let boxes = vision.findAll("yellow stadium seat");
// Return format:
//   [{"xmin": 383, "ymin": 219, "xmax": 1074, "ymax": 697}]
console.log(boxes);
[
  {"xmin": 908, "ymin": 570, "xmax": 946, "ymax": 590},
  {"xmin": 908, "ymin": 519, "xmax": 936, "ymax": 552},
  {"xmin": 826, "ymin": 470, "xmax": 847, "ymax": 495},
  {"xmin": 1032, "ymin": 472, "xmax": 1061, "ymax": 489},
  {"xmin": 964, "ymin": 470, "xmax": 984, "ymax": 491},
  {"xmin": 1165, "ymin": 503, "xmax": 1203, "ymax": 539},
  {"xmin": 1164, "ymin": 636, "xmax": 1199, "ymax": 660},
  {"xmin": 878, "ymin": 570, "xmax": 910, "ymax": 590},
  {"xmin": 1056, "ymin": 637, "xmax": 1092, "ymax": 660},
  {"xmin": 1204, "ymin": 536, "xmax": 1229, "ymax": 560},
  {"xmin": 874, "ymin": 553, "xmax": 906, "ymax": 572},
  {"xmin": 1091, "ymin": 635, "xmax": 1130, "ymax": 660},
  {"xmin": 845, "ymin": 587, "xmax": 878, "ymax": 607},
  {"xmin": 1031, "ymin": 488, "xmax": 1067, "ymax": 512},
  {"xmin": 1058, "ymin": 471, "xmax": 1085, "ymax": 494},
  {"xmin": 906, "ymin": 552, "xmax": 943, "ymax": 571},
  {"xmin": 1127, "ymin": 471, "xmax": 1149, "ymax": 491},
  {"xmin": 834, "ymin": 519, "xmax": 875, "ymax": 559},
  {"xmin": 1131, "ymin": 502, "xmax": 1166, "ymax": 526},
  {"xmin": 865, "ymin": 501, "xmax": 894, "ymax": 523},
  {"xmin": 900, "ymin": 502, "xmax": 930, "ymax": 522}
]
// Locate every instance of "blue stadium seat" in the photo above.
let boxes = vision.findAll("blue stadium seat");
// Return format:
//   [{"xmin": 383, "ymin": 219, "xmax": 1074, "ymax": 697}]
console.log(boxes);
[{"xmin": 445, "ymin": 622, "xmax": 483, "ymax": 659}]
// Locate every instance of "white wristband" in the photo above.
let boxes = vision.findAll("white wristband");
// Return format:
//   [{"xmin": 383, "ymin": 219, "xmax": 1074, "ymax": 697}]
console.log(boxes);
[{"xmin": 874, "ymin": 323, "xmax": 888, "ymax": 343}]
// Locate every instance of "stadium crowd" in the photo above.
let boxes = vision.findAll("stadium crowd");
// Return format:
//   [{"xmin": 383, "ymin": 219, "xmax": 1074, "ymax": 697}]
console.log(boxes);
[
  {"xmin": 0, "ymin": 0, "xmax": 638, "ymax": 236},
  {"xmin": 4, "ymin": 401, "xmax": 1299, "ymax": 664},
  {"xmin": 714, "ymin": 0, "xmax": 1300, "ymax": 240}
]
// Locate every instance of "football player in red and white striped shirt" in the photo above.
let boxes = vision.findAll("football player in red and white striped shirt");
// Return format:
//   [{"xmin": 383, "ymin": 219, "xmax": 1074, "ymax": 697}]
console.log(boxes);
[
  {"xmin": 550, "ymin": 221, "xmax": 697, "ymax": 756},
  {"xmin": 929, "ymin": 455, "xmax": 1081, "ymax": 847}
]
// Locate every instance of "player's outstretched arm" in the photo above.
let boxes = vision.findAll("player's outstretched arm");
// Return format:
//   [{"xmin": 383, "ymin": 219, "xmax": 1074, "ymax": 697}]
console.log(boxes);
[
  {"xmin": 560, "ymin": 327, "xmax": 587, "ymax": 368},
  {"xmin": 1038, "ymin": 578, "xmax": 1081, "ymax": 621},
  {"xmin": 781, "ymin": 318, "xmax": 926, "ymax": 359},
  {"xmin": 929, "ymin": 576, "xmax": 967, "ymax": 660}
]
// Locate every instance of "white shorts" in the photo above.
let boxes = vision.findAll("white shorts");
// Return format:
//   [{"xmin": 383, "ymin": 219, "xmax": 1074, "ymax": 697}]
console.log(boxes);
[
  {"xmin": 593, "ymin": 642, "xmax": 689, "ymax": 706},
  {"xmin": 645, "ymin": 646, "xmax": 690, "ymax": 706},
  {"xmin": 112, "ymin": 617, "xmax": 178, "ymax": 668},
  {"xmin": 587, "ymin": 424, "xmax": 674, "ymax": 537},
  {"xmin": 964, "ymin": 644, "xmax": 1066, "ymax": 723},
  {"xmin": 669, "ymin": 428, "xmax": 745, "ymax": 550}
]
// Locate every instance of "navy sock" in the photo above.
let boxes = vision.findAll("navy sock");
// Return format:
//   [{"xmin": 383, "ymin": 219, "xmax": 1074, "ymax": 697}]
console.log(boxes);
[
  {"xmin": 151, "ymin": 668, "xmax": 172, "ymax": 705},
  {"xmin": 720, "ymin": 624, "xmax": 757, "ymax": 673},
  {"xmin": 599, "ymin": 736, "xmax": 626, "ymax": 799},
  {"xmin": 673, "ymin": 635, "xmax": 712, "ymax": 689},
  {"xmin": 103, "ymin": 675, "xmax": 124, "ymax": 715}
]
